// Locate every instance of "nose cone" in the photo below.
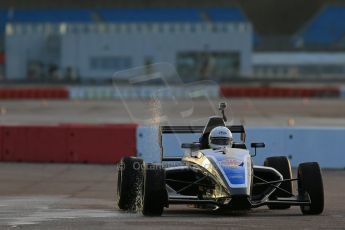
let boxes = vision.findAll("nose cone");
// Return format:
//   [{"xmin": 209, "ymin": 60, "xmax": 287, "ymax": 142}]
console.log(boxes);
[
  {"xmin": 205, "ymin": 148, "xmax": 252, "ymax": 196},
  {"xmin": 221, "ymin": 158, "xmax": 246, "ymax": 184}
]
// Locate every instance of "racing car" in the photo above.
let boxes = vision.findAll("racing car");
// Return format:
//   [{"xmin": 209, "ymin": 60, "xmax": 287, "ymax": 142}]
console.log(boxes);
[{"xmin": 116, "ymin": 102, "xmax": 324, "ymax": 216}]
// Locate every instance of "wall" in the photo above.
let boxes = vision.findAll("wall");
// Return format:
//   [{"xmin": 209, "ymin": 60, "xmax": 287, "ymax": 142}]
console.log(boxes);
[
  {"xmin": 137, "ymin": 126, "xmax": 345, "ymax": 168},
  {"xmin": 253, "ymin": 52, "xmax": 345, "ymax": 78},
  {"xmin": 341, "ymin": 85, "xmax": 345, "ymax": 98},
  {"xmin": 69, "ymin": 85, "xmax": 220, "ymax": 100},
  {"xmin": 246, "ymin": 127, "xmax": 345, "ymax": 168},
  {"xmin": 0, "ymin": 124, "xmax": 137, "ymax": 164},
  {"xmin": 6, "ymin": 32, "xmax": 47, "ymax": 79},
  {"xmin": 5, "ymin": 22, "xmax": 253, "ymax": 80},
  {"xmin": 60, "ymin": 23, "xmax": 253, "ymax": 79},
  {"xmin": 0, "ymin": 85, "xmax": 340, "ymax": 99},
  {"xmin": 0, "ymin": 124, "xmax": 344, "ymax": 168}
]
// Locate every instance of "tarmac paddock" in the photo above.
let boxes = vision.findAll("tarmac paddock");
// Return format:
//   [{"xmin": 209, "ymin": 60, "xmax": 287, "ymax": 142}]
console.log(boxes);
[{"xmin": 0, "ymin": 163, "xmax": 344, "ymax": 229}]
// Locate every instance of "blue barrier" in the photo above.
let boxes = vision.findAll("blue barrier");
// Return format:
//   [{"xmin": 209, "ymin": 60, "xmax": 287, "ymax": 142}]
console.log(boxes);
[
  {"xmin": 341, "ymin": 86, "xmax": 345, "ymax": 98},
  {"xmin": 136, "ymin": 126, "xmax": 161, "ymax": 163},
  {"xmin": 69, "ymin": 86, "xmax": 219, "ymax": 100},
  {"xmin": 246, "ymin": 127, "xmax": 345, "ymax": 168},
  {"xmin": 137, "ymin": 126, "xmax": 345, "ymax": 168}
]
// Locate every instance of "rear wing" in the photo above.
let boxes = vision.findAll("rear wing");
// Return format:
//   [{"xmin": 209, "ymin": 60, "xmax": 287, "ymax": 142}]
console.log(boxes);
[
  {"xmin": 161, "ymin": 125, "xmax": 245, "ymax": 135},
  {"xmin": 159, "ymin": 125, "xmax": 246, "ymax": 162}
]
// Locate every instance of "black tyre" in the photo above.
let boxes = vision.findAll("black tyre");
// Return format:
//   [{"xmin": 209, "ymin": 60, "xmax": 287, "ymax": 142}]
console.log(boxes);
[
  {"xmin": 298, "ymin": 162, "xmax": 324, "ymax": 215},
  {"xmin": 141, "ymin": 164, "xmax": 167, "ymax": 216},
  {"xmin": 264, "ymin": 156, "xmax": 293, "ymax": 209},
  {"xmin": 117, "ymin": 156, "xmax": 143, "ymax": 211}
]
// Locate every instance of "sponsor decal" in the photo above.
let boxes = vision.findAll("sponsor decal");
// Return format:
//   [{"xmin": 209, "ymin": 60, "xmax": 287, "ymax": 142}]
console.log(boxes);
[
  {"xmin": 218, "ymin": 131, "xmax": 228, "ymax": 135},
  {"xmin": 221, "ymin": 158, "xmax": 243, "ymax": 168}
]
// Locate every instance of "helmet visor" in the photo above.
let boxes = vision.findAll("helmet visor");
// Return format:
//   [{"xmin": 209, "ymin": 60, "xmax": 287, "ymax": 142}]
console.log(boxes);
[{"xmin": 210, "ymin": 137, "xmax": 231, "ymax": 146}]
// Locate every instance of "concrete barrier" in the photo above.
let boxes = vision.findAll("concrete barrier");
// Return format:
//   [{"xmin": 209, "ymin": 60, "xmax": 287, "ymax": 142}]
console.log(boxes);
[
  {"xmin": 220, "ymin": 86, "xmax": 340, "ymax": 98},
  {"xmin": 246, "ymin": 127, "xmax": 345, "ymax": 168},
  {"xmin": 69, "ymin": 86, "xmax": 115, "ymax": 100},
  {"xmin": 1, "ymin": 125, "xmax": 69, "ymax": 162},
  {"xmin": 69, "ymin": 85, "xmax": 219, "ymax": 100},
  {"xmin": 0, "ymin": 124, "xmax": 137, "ymax": 164},
  {"xmin": 341, "ymin": 86, "xmax": 345, "ymax": 98},
  {"xmin": 0, "ymin": 87, "xmax": 69, "ymax": 99},
  {"xmin": 1, "ymin": 124, "xmax": 344, "ymax": 168},
  {"xmin": 70, "ymin": 85, "xmax": 341, "ymax": 100},
  {"xmin": 64, "ymin": 124, "xmax": 137, "ymax": 163},
  {"xmin": 136, "ymin": 126, "xmax": 161, "ymax": 163},
  {"xmin": 0, "ymin": 85, "xmax": 343, "ymax": 100},
  {"xmin": 137, "ymin": 126, "xmax": 345, "ymax": 168},
  {"xmin": 0, "ymin": 126, "xmax": 3, "ymax": 161}
]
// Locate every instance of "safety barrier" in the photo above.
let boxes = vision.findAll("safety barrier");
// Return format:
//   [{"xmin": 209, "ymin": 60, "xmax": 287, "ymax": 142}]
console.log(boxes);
[
  {"xmin": 1, "ymin": 124, "xmax": 344, "ymax": 168},
  {"xmin": 137, "ymin": 126, "xmax": 345, "ymax": 169},
  {"xmin": 220, "ymin": 86, "xmax": 340, "ymax": 98},
  {"xmin": 0, "ymin": 126, "xmax": 3, "ymax": 161},
  {"xmin": 0, "ymin": 87, "xmax": 69, "ymax": 99},
  {"xmin": 69, "ymin": 85, "xmax": 219, "ymax": 100},
  {"xmin": 0, "ymin": 85, "xmax": 343, "ymax": 100},
  {"xmin": 0, "ymin": 124, "xmax": 137, "ymax": 163},
  {"xmin": 1, "ymin": 125, "xmax": 69, "ymax": 162},
  {"xmin": 136, "ymin": 126, "xmax": 161, "ymax": 163},
  {"xmin": 71, "ymin": 85, "xmax": 341, "ymax": 100},
  {"xmin": 64, "ymin": 124, "xmax": 137, "ymax": 163},
  {"xmin": 245, "ymin": 127, "xmax": 345, "ymax": 168},
  {"xmin": 69, "ymin": 86, "xmax": 115, "ymax": 100},
  {"xmin": 341, "ymin": 86, "xmax": 345, "ymax": 98}
]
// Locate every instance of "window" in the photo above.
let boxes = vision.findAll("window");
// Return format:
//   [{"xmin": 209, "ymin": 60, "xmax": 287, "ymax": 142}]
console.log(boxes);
[
  {"xmin": 177, "ymin": 51, "xmax": 240, "ymax": 80},
  {"xmin": 89, "ymin": 56, "xmax": 132, "ymax": 71}
]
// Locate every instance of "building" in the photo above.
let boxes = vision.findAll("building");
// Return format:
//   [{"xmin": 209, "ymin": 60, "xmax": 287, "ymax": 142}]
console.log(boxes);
[
  {"xmin": 253, "ymin": 52, "xmax": 345, "ymax": 78},
  {"xmin": 5, "ymin": 8, "xmax": 253, "ymax": 81}
]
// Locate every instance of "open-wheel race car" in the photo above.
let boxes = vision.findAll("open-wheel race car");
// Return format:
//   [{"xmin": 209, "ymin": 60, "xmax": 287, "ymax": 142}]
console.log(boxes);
[{"xmin": 116, "ymin": 102, "xmax": 324, "ymax": 216}]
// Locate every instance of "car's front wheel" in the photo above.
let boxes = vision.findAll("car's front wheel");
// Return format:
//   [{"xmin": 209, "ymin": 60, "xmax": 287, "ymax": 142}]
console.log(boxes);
[
  {"xmin": 116, "ymin": 156, "xmax": 143, "ymax": 211},
  {"xmin": 298, "ymin": 162, "xmax": 324, "ymax": 215},
  {"xmin": 141, "ymin": 163, "xmax": 167, "ymax": 216}
]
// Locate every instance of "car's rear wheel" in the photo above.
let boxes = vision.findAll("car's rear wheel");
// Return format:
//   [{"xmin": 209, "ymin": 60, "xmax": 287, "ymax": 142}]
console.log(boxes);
[
  {"xmin": 264, "ymin": 156, "xmax": 293, "ymax": 209},
  {"xmin": 117, "ymin": 156, "xmax": 143, "ymax": 211},
  {"xmin": 298, "ymin": 162, "xmax": 324, "ymax": 215},
  {"xmin": 141, "ymin": 164, "xmax": 167, "ymax": 216}
]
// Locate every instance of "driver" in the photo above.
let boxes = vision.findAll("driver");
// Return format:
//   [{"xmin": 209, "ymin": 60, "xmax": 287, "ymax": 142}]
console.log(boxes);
[{"xmin": 208, "ymin": 126, "xmax": 233, "ymax": 149}]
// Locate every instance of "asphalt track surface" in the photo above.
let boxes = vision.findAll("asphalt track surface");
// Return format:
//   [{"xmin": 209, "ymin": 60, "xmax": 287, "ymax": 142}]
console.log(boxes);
[
  {"xmin": 0, "ymin": 98, "xmax": 345, "ymax": 229},
  {"xmin": 0, "ymin": 98, "xmax": 345, "ymax": 127},
  {"xmin": 0, "ymin": 163, "xmax": 344, "ymax": 230}
]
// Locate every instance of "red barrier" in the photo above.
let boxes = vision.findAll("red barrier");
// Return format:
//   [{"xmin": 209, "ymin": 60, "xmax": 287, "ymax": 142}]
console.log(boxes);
[
  {"xmin": 0, "ymin": 87, "xmax": 69, "ymax": 99},
  {"xmin": 0, "ymin": 124, "xmax": 137, "ymax": 164},
  {"xmin": 1, "ymin": 125, "xmax": 69, "ymax": 162},
  {"xmin": 0, "ymin": 126, "xmax": 3, "ymax": 161},
  {"xmin": 0, "ymin": 52, "xmax": 4, "ymax": 65},
  {"xmin": 1, "ymin": 126, "xmax": 27, "ymax": 162},
  {"xmin": 27, "ymin": 126, "xmax": 69, "ymax": 162},
  {"xmin": 66, "ymin": 124, "xmax": 137, "ymax": 164},
  {"xmin": 220, "ymin": 86, "xmax": 340, "ymax": 98}
]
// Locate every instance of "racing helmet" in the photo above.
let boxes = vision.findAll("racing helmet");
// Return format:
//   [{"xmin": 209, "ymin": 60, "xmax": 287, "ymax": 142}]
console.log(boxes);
[{"xmin": 208, "ymin": 126, "xmax": 233, "ymax": 149}]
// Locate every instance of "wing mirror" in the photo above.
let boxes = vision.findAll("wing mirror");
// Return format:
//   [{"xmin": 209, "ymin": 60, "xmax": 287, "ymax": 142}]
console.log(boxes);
[{"xmin": 250, "ymin": 142, "xmax": 265, "ymax": 157}]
